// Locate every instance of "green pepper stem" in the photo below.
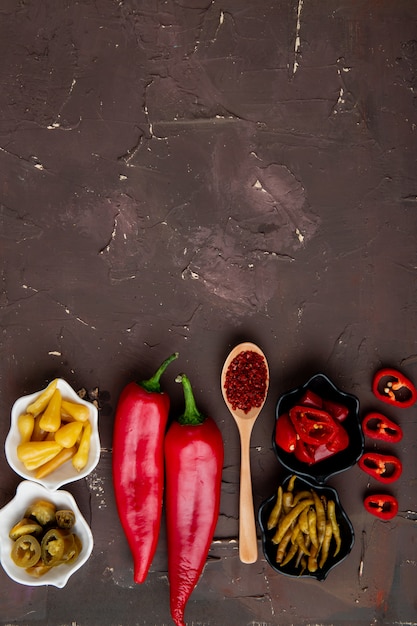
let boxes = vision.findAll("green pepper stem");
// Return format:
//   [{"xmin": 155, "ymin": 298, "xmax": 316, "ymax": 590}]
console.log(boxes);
[
  {"xmin": 140, "ymin": 353, "xmax": 179, "ymax": 393},
  {"xmin": 176, "ymin": 373, "xmax": 204, "ymax": 425}
]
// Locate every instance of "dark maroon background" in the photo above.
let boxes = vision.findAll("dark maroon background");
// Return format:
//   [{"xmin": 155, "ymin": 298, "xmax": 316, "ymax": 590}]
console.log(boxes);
[{"xmin": 1, "ymin": 1, "xmax": 416, "ymax": 624}]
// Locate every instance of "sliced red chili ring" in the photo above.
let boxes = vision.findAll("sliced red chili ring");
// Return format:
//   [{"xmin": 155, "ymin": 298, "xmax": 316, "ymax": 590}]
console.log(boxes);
[
  {"xmin": 358, "ymin": 452, "xmax": 402, "ymax": 484},
  {"xmin": 364, "ymin": 494, "xmax": 399, "ymax": 520},
  {"xmin": 289, "ymin": 406, "xmax": 337, "ymax": 446},
  {"xmin": 372, "ymin": 367, "xmax": 417, "ymax": 408},
  {"xmin": 362, "ymin": 412, "xmax": 403, "ymax": 443}
]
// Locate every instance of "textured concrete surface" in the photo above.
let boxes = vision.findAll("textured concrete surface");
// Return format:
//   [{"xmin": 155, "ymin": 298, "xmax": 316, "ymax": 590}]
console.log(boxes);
[{"xmin": 1, "ymin": 1, "xmax": 417, "ymax": 624}]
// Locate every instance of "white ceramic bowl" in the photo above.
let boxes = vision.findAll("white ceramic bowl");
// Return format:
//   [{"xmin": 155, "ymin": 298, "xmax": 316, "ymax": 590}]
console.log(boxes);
[
  {"xmin": 5, "ymin": 378, "xmax": 100, "ymax": 490},
  {"xmin": 0, "ymin": 481, "xmax": 93, "ymax": 587}
]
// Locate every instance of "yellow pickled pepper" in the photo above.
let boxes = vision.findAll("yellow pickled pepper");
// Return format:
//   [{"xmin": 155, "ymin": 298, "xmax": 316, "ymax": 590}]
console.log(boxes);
[
  {"xmin": 39, "ymin": 389, "xmax": 62, "ymax": 432},
  {"xmin": 17, "ymin": 441, "xmax": 63, "ymax": 470},
  {"xmin": 60, "ymin": 399, "xmax": 89, "ymax": 422},
  {"xmin": 54, "ymin": 421, "xmax": 83, "ymax": 448},
  {"xmin": 26, "ymin": 379, "xmax": 58, "ymax": 417},
  {"xmin": 17, "ymin": 413, "xmax": 35, "ymax": 443},
  {"xmin": 35, "ymin": 446, "xmax": 77, "ymax": 479},
  {"xmin": 72, "ymin": 421, "xmax": 91, "ymax": 471},
  {"xmin": 31, "ymin": 414, "xmax": 47, "ymax": 441}
]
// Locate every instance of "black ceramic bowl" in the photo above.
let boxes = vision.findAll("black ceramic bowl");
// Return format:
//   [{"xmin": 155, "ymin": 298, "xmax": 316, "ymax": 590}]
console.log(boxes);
[
  {"xmin": 259, "ymin": 474, "xmax": 354, "ymax": 581},
  {"xmin": 273, "ymin": 373, "xmax": 364, "ymax": 484}
]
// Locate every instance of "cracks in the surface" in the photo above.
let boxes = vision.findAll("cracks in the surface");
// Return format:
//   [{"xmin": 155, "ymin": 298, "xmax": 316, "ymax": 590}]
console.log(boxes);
[
  {"xmin": 46, "ymin": 77, "xmax": 82, "ymax": 131},
  {"xmin": 117, "ymin": 127, "xmax": 144, "ymax": 165},
  {"xmin": 291, "ymin": 0, "xmax": 303, "ymax": 76},
  {"xmin": 21, "ymin": 284, "xmax": 96, "ymax": 330},
  {"xmin": 99, "ymin": 211, "xmax": 120, "ymax": 255},
  {"xmin": 143, "ymin": 78, "xmax": 169, "ymax": 141}
]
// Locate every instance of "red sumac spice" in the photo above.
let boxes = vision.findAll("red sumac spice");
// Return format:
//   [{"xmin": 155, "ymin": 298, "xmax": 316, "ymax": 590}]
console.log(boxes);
[{"xmin": 224, "ymin": 350, "xmax": 267, "ymax": 413}]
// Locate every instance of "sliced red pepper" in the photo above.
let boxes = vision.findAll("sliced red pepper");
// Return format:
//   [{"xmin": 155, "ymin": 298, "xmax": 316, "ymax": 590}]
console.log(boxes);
[
  {"xmin": 311, "ymin": 442, "xmax": 337, "ymax": 463},
  {"xmin": 362, "ymin": 412, "xmax": 403, "ymax": 443},
  {"xmin": 364, "ymin": 494, "xmax": 399, "ymax": 520},
  {"xmin": 323, "ymin": 398, "xmax": 349, "ymax": 422},
  {"xmin": 293, "ymin": 438, "xmax": 316, "ymax": 464},
  {"xmin": 372, "ymin": 367, "xmax": 417, "ymax": 408},
  {"xmin": 299, "ymin": 390, "xmax": 323, "ymax": 408},
  {"xmin": 275, "ymin": 413, "xmax": 297, "ymax": 453},
  {"xmin": 325, "ymin": 419, "xmax": 349, "ymax": 452},
  {"xmin": 289, "ymin": 406, "xmax": 338, "ymax": 446},
  {"xmin": 358, "ymin": 452, "xmax": 402, "ymax": 484}
]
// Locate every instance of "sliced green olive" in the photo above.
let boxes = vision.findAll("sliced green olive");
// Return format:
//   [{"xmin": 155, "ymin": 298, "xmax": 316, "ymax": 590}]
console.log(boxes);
[
  {"xmin": 56, "ymin": 509, "xmax": 75, "ymax": 530},
  {"xmin": 11, "ymin": 534, "xmax": 41, "ymax": 568},
  {"xmin": 25, "ymin": 500, "xmax": 57, "ymax": 526},
  {"xmin": 9, "ymin": 518, "xmax": 43, "ymax": 540}
]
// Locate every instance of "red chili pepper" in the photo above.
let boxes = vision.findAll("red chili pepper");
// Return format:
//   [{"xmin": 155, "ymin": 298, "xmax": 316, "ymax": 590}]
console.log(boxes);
[
  {"xmin": 311, "ymin": 442, "xmax": 337, "ymax": 463},
  {"xmin": 362, "ymin": 412, "xmax": 403, "ymax": 443},
  {"xmin": 289, "ymin": 405, "xmax": 338, "ymax": 446},
  {"xmin": 112, "ymin": 352, "xmax": 178, "ymax": 584},
  {"xmin": 165, "ymin": 374, "xmax": 224, "ymax": 626},
  {"xmin": 364, "ymin": 494, "xmax": 399, "ymax": 520},
  {"xmin": 323, "ymin": 398, "xmax": 349, "ymax": 422},
  {"xmin": 293, "ymin": 438, "xmax": 316, "ymax": 464},
  {"xmin": 299, "ymin": 389, "xmax": 323, "ymax": 408},
  {"xmin": 372, "ymin": 367, "xmax": 417, "ymax": 408},
  {"xmin": 358, "ymin": 452, "xmax": 402, "ymax": 484},
  {"xmin": 325, "ymin": 419, "xmax": 350, "ymax": 452},
  {"xmin": 275, "ymin": 413, "xmax": 297, "ymax": 452}
]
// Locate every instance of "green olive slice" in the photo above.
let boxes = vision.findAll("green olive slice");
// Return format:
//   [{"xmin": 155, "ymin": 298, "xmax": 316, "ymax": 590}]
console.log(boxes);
[{"xmin": 11, "ymin": 535, "xmax": 41, "ymax": 568}]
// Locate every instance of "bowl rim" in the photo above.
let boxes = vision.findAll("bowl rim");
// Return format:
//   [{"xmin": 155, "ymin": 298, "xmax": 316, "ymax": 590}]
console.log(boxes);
[
  {"xmin": 258, "ymin": 473, "xmax": 355, "ymax": 581},
  {"xmin": 0, "ymin": 480, "xmax": 93, "ymax": 587},
  {"xmin": 273, "ymin": 372, "xmax": 364, "ymax": 484},
  {"xmin": 5, "ymin": 377, "xmax": 100, "ymax": 490}
]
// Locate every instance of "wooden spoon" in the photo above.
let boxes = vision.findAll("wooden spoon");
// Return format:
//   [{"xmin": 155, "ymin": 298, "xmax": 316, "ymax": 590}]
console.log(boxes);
[{"xmin": 221, "ymin": 342, "xmax": 269, "ymax": 563}]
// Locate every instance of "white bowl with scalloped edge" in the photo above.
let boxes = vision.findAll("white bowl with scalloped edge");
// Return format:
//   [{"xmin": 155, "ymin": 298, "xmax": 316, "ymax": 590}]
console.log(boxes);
[
  {"xmin": 5, "ymin": 378, "xmax": 100, "ymax": 490},
  {"xmin": 0, "ymin": 481, "xmax": 93, "ymax": 587}
]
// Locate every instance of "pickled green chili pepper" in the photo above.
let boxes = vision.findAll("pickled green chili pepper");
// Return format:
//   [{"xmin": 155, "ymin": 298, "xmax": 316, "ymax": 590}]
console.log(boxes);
[
  {"xmin": 41, "ymin": 528, "xmax": 76, "ymax": 566},
  {"xmin": 24, "ymin": 500, "xmax": 56, "ymax": 526},
  {"xmin": 11, "ymin": 535, "xmax": 41, "ymax": 568},
  {"xmin": 56, "ymin": 509, "xmax": 76, "ymax": 530},
  {"xmin": 265, "ymin": 476, "xmax": 345, "ymax": 573},
  {"xmin": 9, "ymin": 500, "xmax": 81, "ymax": 577},
  {"xmin": 9, "ymin": 518, "xmax": 42, "ymax": 540}
]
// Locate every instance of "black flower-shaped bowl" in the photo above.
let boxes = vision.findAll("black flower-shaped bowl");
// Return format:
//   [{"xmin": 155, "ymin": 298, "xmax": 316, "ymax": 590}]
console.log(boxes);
[
  {"xmin": 259, "ymin": 474, "xmax": 354, "ymax": 581},
  {"xmin": 273, "ymin": 373, "xmax": 364, "ymax": 484}
]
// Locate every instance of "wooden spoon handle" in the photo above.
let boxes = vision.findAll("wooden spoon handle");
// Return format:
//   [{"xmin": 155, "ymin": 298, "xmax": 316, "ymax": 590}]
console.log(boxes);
[{"xmin": 238, "ymin": 425, "xmax": 258, "ymax": 563}]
